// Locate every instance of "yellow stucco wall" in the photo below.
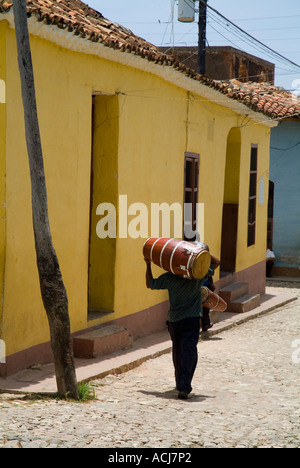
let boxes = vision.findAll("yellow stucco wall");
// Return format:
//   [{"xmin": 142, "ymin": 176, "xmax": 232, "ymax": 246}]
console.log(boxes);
[
  {"xmin": 1, "ymin": 22, "xmax": 270, "ymax": 358},
  {"xmin": 0, "ymin": 21, "xmax": 7, "ymax": 342}
]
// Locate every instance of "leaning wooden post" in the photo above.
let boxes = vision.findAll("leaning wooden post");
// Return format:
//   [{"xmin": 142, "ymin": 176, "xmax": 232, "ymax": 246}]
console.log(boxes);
[{"xmin": 13, "ymin": 0, "xmax": 79, "ymax": 399}]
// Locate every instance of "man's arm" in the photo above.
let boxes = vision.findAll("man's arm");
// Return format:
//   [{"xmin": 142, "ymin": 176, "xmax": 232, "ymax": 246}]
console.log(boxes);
[
  {"xmin": 145, "ymin": 260, "xmax": 170, "ymax": 290},
  {"xmin": 145, "ymin": 258, "xmax": 153, "ymax": 289},
  {"xmin": 210, "ymin": 254, "xmax": 220, "ymax": 270}
]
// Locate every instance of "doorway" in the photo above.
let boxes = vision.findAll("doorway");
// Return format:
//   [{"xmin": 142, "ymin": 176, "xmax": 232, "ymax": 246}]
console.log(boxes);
[
  {"xmin": 88, "ymin": 94, "xmax": 119, "ymax": 318},
  {"xmin": 220, "ymin": 128, "xmax": 241, "ymax": 274},
  {"xmin": 267, "ymin": 180, "xmax": 275, "ymax": 250}
]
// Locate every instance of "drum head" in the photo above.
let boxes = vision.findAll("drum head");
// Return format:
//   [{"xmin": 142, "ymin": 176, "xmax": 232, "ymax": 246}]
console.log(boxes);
[{"xmin": 192, "ymin": 250, "xmax": 211, "ymax": 279}]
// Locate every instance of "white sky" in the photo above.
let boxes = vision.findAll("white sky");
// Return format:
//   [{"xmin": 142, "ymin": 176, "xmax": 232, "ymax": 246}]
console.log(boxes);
[{"xmin": 85, "ymin": 0, "xmax": 300, "ymax": 92}]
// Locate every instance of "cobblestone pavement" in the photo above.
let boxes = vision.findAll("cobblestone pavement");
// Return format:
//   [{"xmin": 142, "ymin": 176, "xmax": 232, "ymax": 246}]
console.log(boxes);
[{"xmin": 0, "ymin": 283, "xmax": 299, "ymax": 449}]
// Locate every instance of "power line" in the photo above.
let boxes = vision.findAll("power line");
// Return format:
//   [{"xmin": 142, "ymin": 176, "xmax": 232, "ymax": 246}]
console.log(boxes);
[
  {"xmin": 207, "ymin": 14, "xmax": 279, "ymax": 65},
  {"xmin": 206, "ymin": 11, "xmax": 294, "ymax": 68},
  {"xmin": 119, "ymin": 16, "xmax": 300, "ymax": 25},
  {"xmin": 133, "ymin": 1, "xmax": 300, "ymax": 80},
  {"xmin": 199, "ymin": 0, "xmax": 300, "ymax": 70},
  {"xmin": 226, "ymin": 14, "xmax": 300, "ymax": 22},
  {"xmin": 271, "ymin": 141, "xmax": 300, "ymax": 151},
  {"xmin": 174, "ymin": 0, "xmax": 300, "ymax": 81}
]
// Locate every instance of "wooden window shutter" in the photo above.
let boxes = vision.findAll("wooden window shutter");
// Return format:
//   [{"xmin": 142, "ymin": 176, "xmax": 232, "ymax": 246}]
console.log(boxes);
[
  {"xmin": 184, "ymin": 152, "xmax": 200, "ymax": 241},
  {"xmin": 247, "ymin": 145, "xmax": 258, "ymax": 246}
]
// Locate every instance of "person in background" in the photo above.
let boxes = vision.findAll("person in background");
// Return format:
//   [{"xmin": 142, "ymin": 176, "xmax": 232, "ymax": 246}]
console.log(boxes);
[
  {"xmin": 266, "ymin": 248, "xmax": 276, "ymax": 277},
  {"xmin": 201, "ymin": 274, "xmax": 215, "ymax": 332},
  {"xmin": 195, "ymin": 242, "xmax": 220, "ymax": 332}
]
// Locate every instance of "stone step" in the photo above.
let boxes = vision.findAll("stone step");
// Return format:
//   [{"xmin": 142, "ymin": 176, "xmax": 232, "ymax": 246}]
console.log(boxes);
[
  {"xmin": 229, "ymin": 294, "xmax": 261, "ymax": 314},
  {"xmin": 219, "ymin": 282, "xmax": 249, "ymax": 303},
  {"xmin": 73, "ymin": 324, "xmax": 133, "ymax": 359}
]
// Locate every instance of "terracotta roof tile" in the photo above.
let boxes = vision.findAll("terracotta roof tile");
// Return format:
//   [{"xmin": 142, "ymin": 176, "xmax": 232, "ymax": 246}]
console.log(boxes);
[
  {"xmin": 0, "ymin": 0, "xmax": 211, "ymax": 80},
  {"xmin": 210, "ymin": 80, "xmax": 300, "ymax": 119},
  {"xmin": 1, "ymin": 0, "xmax": 300, "ymax": 120}
]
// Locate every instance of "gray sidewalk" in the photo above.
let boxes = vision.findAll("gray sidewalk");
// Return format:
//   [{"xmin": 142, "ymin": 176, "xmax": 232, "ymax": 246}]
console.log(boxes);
[{"xmin": 0, "ymin": 284, "xmax": 298, "ymax": 395}]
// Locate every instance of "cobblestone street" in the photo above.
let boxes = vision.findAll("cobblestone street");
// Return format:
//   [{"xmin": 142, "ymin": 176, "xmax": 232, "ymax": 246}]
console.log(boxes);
[{"xmin": 0, "ymin": 282, "xmax": 299, "ymax": 449}]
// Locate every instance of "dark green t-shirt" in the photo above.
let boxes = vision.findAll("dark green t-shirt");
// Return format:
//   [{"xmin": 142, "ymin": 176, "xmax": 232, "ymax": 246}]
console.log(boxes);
[{"xmin": 150, "ymin": 268, "xmax": 213, "ymax": 323}]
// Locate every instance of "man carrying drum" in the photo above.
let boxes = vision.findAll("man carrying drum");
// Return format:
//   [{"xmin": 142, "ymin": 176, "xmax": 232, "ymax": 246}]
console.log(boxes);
[{"xmin": 145, "ymin": 254, "xmax": 215, "ymax": 400}]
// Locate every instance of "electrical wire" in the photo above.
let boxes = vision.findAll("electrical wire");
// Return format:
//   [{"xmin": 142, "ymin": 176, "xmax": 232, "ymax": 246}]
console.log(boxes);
[
  {"xmin": 199, "ymin": 0, "xmax": 300, "ymax": 70},
  {"xmin": 206, "ymin": 10, "xmax": 289, "ymax": 68},
  {"xmin": 176, "ymin": 0, "xmax": 300, "ymax": 80},
  {"xmin": 160, "ymin": 3, "xmax": 173, "ymax": 46},
  {"xmin": 270, "ymin": 141, "xmax": 300, "ymax": 151}
]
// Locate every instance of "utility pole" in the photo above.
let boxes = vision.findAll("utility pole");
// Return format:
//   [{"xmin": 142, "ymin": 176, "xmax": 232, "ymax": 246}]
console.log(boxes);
[
  {"xmin": 177, "ymin": 1, "xmax": 208, "ymax": 75},
  {"xmin": 198, "ymin": 0, "xmax": 208, "ymax": 74}
]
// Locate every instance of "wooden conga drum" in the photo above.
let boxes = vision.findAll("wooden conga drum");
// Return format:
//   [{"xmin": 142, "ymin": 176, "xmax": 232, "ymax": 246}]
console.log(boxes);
[
  {"xmin": 143, "ymin": 238, "xmax": 211, "ymax": 280},
  {"xmin": 201, "ymin": 286, "xmax": 227, "ymax": 312}
]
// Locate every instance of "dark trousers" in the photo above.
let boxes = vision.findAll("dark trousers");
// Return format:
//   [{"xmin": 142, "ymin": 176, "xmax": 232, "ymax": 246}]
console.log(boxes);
[
  {"xmin": 202, "ymin": 307, "xmax": 211, "ymax": 330},
  {"xmin": 167, "ymin": 317, "xmax": 200, "ymax": 394}
]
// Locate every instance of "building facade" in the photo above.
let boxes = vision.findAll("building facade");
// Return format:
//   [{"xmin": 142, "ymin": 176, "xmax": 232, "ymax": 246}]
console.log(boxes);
[{"xmin": 0, "ymin": 1, "xmax": 278, "ymax": 375}]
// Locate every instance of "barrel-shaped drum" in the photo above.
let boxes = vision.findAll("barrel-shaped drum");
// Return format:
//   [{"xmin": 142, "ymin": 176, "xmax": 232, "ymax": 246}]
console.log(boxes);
[
  {"xmin": 143, "ymin": 238, "xmax": 211, "ymax": 280},
  {"xmin": 201, "ymin": 286, "xmax": 227, "ymax": 312}
]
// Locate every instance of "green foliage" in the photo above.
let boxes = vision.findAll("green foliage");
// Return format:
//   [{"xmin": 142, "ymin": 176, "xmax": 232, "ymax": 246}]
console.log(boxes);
[{"xmin": 77, "ymin": 382, "xmax": 96, "ymax": 402}]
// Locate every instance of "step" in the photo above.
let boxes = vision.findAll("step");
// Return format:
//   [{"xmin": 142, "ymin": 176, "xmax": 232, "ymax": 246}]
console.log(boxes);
[
  {"xmin": 229, "ymin": 294, "xmax": 261, "ymax": 313},
  {"xmin": 73, "ymin": 324, "xmax": 133, "ymax": 359},
  {"xmin": 219, "ymin": 282, "xmax": 249, "ymax": 303}
]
